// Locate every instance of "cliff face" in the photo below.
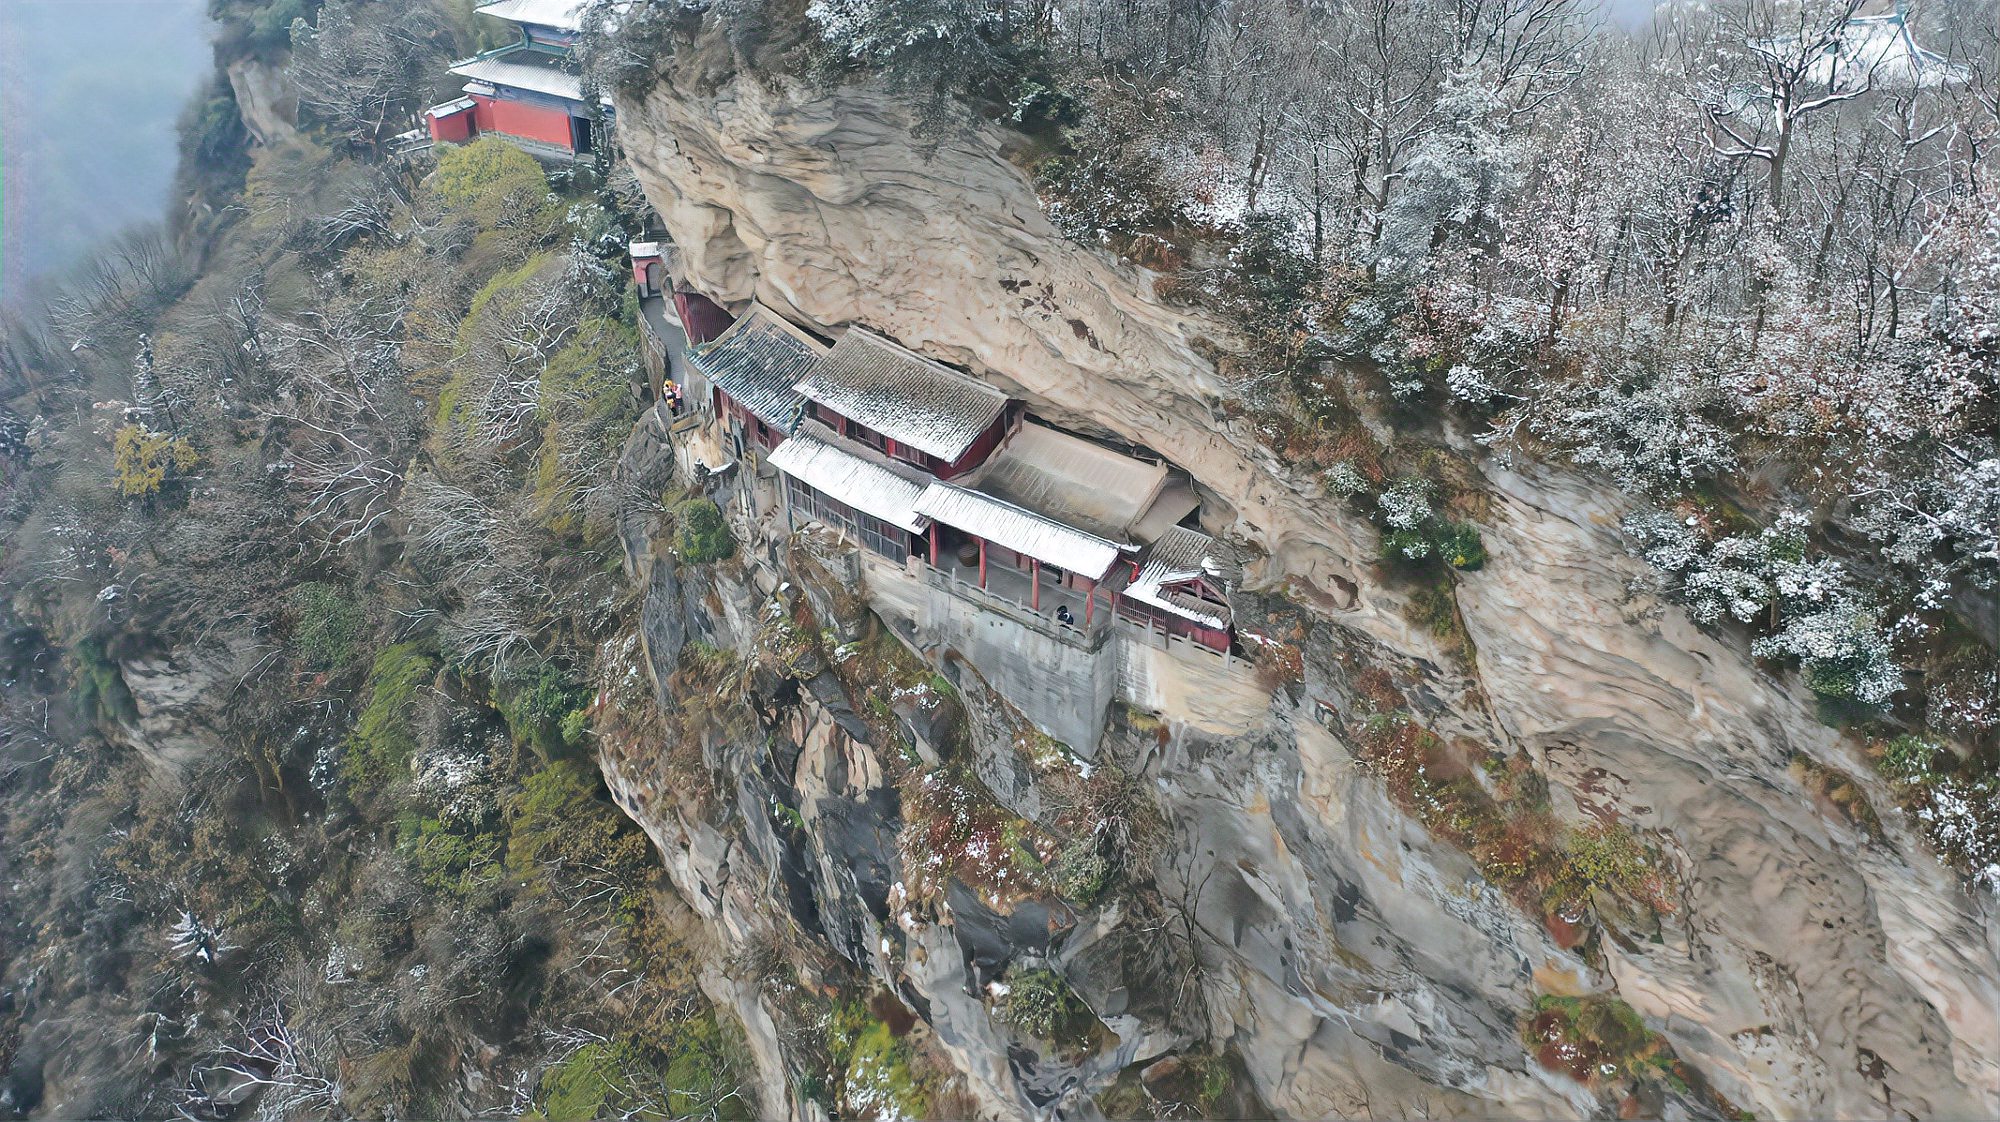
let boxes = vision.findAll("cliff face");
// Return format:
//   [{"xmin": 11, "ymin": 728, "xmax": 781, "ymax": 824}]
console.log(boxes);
[{"xmin": 608, "ymin": 40, "xmax": 1999, "ymax": 1122}]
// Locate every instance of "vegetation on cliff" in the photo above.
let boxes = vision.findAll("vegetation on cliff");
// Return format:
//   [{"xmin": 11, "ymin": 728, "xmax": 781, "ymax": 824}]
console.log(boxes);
[{"xmin": 0, "ymin": 3, "xmax": 749, "ymax": 1115}]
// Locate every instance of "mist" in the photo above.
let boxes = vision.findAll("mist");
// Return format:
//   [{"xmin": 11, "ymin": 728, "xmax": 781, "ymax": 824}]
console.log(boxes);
[{"xmin": 1, "ymin": 0, "xmax": 213, "ymax": 313}]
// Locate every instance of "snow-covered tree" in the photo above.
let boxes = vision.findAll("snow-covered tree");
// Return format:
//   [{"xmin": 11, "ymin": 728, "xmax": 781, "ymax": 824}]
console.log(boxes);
[{"xmin": 1626, "ymin": 508, "xmax": 1901, "ymax": 704}]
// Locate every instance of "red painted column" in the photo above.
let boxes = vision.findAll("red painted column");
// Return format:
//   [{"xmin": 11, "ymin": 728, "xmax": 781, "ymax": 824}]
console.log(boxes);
[
  {"xmin": 1085, "ymin": 585, "xmax": 1095, "ymax": 625},
  {"xmin": 1031, "ymin": 559, "xmax": 1041, "ymax": 611},
  {"xmin": 978, "ymin": 538, "xmax": 987, "ymax": 590},
  {"xmin": 928, "ymin": 525, "xmax": 938, "ymax": 566}
]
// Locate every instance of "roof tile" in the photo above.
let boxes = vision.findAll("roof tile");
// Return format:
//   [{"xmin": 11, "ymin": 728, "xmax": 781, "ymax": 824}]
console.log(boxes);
[{"xmin": 794, "ymin": 328, "xmax": 1009, "ymax": 461}]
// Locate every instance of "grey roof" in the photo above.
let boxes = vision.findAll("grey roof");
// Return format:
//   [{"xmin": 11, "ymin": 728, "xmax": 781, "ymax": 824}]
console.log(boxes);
[
  {"xmin": 794, "ymin": 328, "xmax": 1010, "ymax": 461},
  {"xmin": 966, "ymin": 421, "xmax": 1170, "ymax": 542},
  {"xmin": 686, "ymin": 304, "xmax": 822, "ymax": 433},
  {"xmin": 769, "ymin": 422, "xmax": 932, "ymax": 533},
  {"xmin": 913, "ymin": 484, "xmax": 1124, "ymax": 579},
  {"xmin": 449, "ymin": 47, "xmax": 584, "ymax": 101},
  {"xmin": 476, "ymin": 0, "xmax": 592, "ymax": 30},
  {"xmin": 1125, "ymin": 527, "xmax": 1238, "ymax": 629}
]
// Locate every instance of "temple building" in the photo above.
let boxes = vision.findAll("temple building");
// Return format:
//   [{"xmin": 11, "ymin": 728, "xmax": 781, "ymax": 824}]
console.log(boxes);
[
  {"xmin": 794, "ymin": 328, "xmax": 1015, "ymax": 479},
  {"xmin": 425, "ymin": 1, "xmax": 603, "ymax": 159},
  {"xmin": 629, "ymin": 251, "xmax": 1257, "ymax": 751},
  {"xmin": 1118, "ymin": 526, "xmax": 1241, "ymax": 652},
  {"xmin": 685, "ymin": 304, "xmax": 823, "ymax": 454}
]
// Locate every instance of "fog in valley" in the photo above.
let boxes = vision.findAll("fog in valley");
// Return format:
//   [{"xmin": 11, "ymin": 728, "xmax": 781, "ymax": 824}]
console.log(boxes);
[{"xmin": 1, "ymin": 0, "xmax": 211, "ymax": 312}]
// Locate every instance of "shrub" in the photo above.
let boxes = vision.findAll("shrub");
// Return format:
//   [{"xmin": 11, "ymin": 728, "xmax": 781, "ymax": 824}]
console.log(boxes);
[
  {"xmin": 830, "ymin": 999, "xmax": 931, "ymax": 1120},
  {"xmin": 674, "ymin": 497, "xmax": 735, "ymax": 564},
  {"xmin": 1524, "ymin": 994, "xmax": 1674, "ymax": 1086},
  {"xmin": 997, "ymin": 965, "xmax": 1091, "ymax": 1045},
  {"xmin": 496, "ymin": 662, "xmax": 589, "ymax": 756},
  {"xmin": 432, "ymin": 136, "xmax": 552, "ymax": 227},
  {"xmin": 505, "ymin": 759, "xmax": 652, "ymax": 909},
  {"xmin": 1627, "ymin": 509, "xmax": 1902, "ymax": 707},
  {"xmin": 1914, "ymin": 774, "xmax": 2000, "ymax": 895},
  {"xmin": 345, "ymin": 644, "xmax": 438, "ymax": 786},
  {"xmin": 536, "ymin": 1016, "xmax": 751, "ymax": 1122},
  {"xmin": 1877, "ymin": 734, "xmax": 1940, "ymax": 782},
  {"xmin": 1052, "ymin": 838, "xmax": 1113, "ymax": 906},
  {"xmin": 394, "ymin": 811, "xmax": 501, "ymax": 900},
  {"xmin": 898, "ymin": 768, "xmax": 1052, "ymax": 902},
  {"xmin": 112, "ymin": 424, "xmax": 198, "ymax": 497},
  {"xmin": 537, "ymin": 1041, "xmax": 626, "ymax": 1122},
  {"xmin": 1384, "ymin": 519, "xmax": 1485, "ymax": 570},
  {"xmin": 532, "ymin": 320, "xmax": 640, "ymax": 528},
  {"xmin": 288, "ymin": 581, "xmax": 366, "ymax": 671},
  {"xmin": 72, "ymin": 639, "xmax": 139, "ymax": 726},
  {"xmin": 1751, "ymin": 604, "xmax": 1901, "ymax": 707},
  {"xmin": 250, "ymin": 0, "xmax": 306, "ymax": 48},
  {"xmin": 1556, "ymin": 823, "xmax": 1674, "ymax": 914},
  {"xmin": 1435, "ymin": 519, "xmax": 1487, "ymax": 570}
]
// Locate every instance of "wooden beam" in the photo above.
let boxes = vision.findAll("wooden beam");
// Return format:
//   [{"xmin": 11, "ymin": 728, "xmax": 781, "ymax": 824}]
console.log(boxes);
[
  {"xmin": 978, "ymin": 537, "xmax": 987, "ymax": 590},
  {"xmin": 1031, "ymin": 558, "xmax": 1041, "ymax": 611}
]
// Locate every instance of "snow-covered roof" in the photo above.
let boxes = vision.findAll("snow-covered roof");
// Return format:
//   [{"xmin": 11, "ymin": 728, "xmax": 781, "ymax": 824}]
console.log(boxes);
[
  {"xmin": 769, "ymin": 422, "xmax": 932, "ymax": 533},
  {"xmin": 966, "ymin": 421, "xmax": 1170, "ymax": 542},
  {"xmin": 794, "ymin": 328, "xmax": 1010, "ymax": 462},
  {"xmin": 1765, "ymin": 11, "xmax": 1969, "ymax": 91},
  {"xmin": 914, "ymin": 484, "xmax": 1124, "ymax": 579},
  {"xmin": 449, "ymin": 46, "xmax": 584, "ymax": 102},
  {"xmin": 687, "ymin": 304, "xmax": 823, "ymax": 433},
  {"xmin": 628, "ymin": 240, "xmax": 662, "ymax": 259},
  {"xmin": 476, "ymin": 0, "xmax": 592, "ymax": 31},
  {"xmin": 1125, "ymin": 527, "xmax": 1239, "ymax": 629}
]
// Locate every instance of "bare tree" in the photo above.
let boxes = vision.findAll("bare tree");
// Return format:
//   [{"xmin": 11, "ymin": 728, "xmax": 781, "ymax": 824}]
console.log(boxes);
[
  {"xmin": 1702, "ymin": 0, "xmax": 1875, "ymax": 210},
  {"xmin": 263, "ymin": 283, "xmax": 421, "ymax": 552},
  {"xmin": 291, "ymin": 0, "xmax": 452, "ymax": 150}
]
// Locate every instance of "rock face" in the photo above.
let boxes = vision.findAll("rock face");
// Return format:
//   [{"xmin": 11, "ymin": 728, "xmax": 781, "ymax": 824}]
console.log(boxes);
[
  {"xmin": 224, "ymin": 58, "xmax": 298, "ymax": 148},
  {"xmin": 607, "ymin": 34, "xmax": 2000, "ymax": 1122}
]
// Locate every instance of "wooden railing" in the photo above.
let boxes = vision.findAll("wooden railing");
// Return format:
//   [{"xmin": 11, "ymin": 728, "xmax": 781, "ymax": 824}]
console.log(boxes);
[
  {"xmin": 1114, "ymin": 617, "xmax": 1240, "ymax": 668},
  {"xmin": 920, "ymin": 565, "xmax": 1111, "ymax": 651}
]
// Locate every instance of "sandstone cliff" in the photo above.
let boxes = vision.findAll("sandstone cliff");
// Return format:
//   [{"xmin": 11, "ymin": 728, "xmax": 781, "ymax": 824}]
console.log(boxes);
[{"xmin": 604, "ymin": 33, "xmax": 1999, "ymax": 1122}]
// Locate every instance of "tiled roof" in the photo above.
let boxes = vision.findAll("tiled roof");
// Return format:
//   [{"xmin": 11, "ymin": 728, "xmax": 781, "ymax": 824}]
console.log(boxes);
[
  {"xmin": 475, "ymin": 0, "xmax": 592, "ymax": 30},
  {"xmin": 449, "ymin": 46, "xmax": 584, "ymax": 101},
  {"xmin": 686, "ymin": 304, "xmax": 822, "ymax": 433},
  {"xmin": 794, "ymin": 328, "xmax": 1009, "ymax": 461},
  {"xmin": 769, "ymin": 422, "xmax": 932, "ymax": 533},
  {"xmin": 966, "ymin": 421, "xmax": 1169, "ymax": 542},
  {"xmin": 1125, "ymin": 527, "xmax": 1238, "ymax": 629},
  {"xmin": 914, "ymin": 484, "xmax": 1124, "ymax": 579}
]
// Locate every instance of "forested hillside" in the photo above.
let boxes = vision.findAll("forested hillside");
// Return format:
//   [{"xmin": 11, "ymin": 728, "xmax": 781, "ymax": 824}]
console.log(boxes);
[{"xmin": 0, "ymin": 3, "xmax": 760, "ymax": 1116}]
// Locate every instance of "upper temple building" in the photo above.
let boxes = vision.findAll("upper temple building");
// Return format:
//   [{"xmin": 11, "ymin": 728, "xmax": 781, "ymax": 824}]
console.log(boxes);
[{"xmin": 424, "ymin": 1, "xmax": 605, "ymax": 160}]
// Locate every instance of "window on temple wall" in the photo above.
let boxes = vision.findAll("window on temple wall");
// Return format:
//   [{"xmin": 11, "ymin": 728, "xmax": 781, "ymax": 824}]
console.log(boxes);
[{"xmin": 783, "ymin": 477, "xmax": 908, "ymax": 563}]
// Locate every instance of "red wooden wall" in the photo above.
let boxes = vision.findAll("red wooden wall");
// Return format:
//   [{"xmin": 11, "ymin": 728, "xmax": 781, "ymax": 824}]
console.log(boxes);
[
  {"xmin": 428, "ymin": 105, "xmax": 475, "ymax": 143},
  {"xmin": 471, "ymin": 94, "xmax": 576, "ymax": 150}
]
